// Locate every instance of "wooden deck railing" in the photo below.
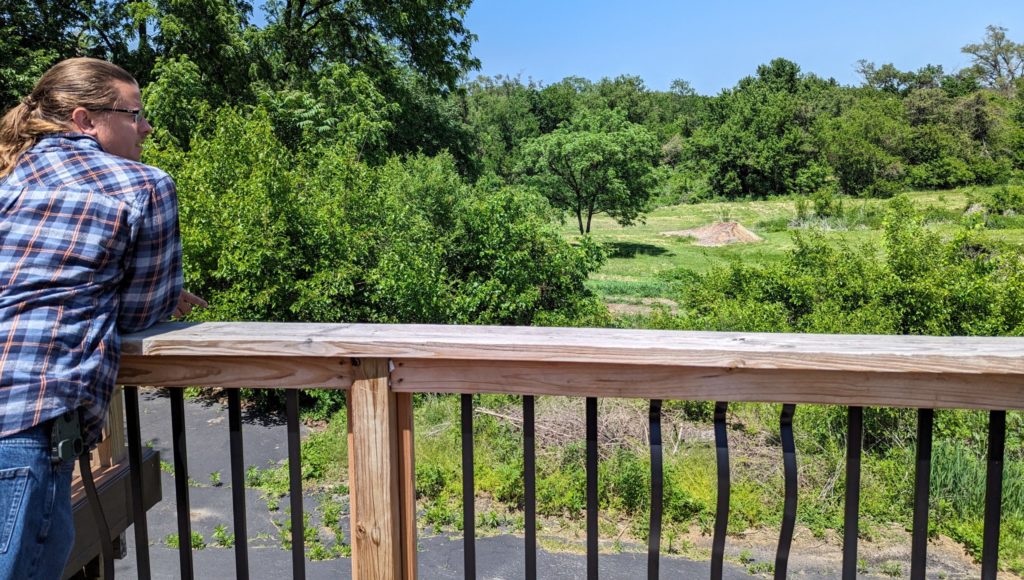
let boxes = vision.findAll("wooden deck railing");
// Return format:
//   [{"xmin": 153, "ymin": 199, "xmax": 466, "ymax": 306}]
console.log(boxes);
[{"xmin": 114, "ymin": 322, "xmax": 1024, "ymax": 579}]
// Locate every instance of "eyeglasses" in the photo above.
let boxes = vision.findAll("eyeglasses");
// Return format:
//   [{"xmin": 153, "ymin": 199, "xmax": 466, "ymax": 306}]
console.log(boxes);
[{"xmin": 93, "ymin": 107, "xmax": 144, "ymax": 124}]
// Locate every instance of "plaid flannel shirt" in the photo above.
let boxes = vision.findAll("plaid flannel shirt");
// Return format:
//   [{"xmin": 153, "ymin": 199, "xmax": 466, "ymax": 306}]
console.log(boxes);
[{"xmin": 0, "ymin": 133, "xmax": 182, "ymax": 445}]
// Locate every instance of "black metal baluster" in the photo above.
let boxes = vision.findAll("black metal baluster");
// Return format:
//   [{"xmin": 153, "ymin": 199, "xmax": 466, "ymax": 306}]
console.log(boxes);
[
  {"xmin": 648, "ymin": 400, "xmax": 663, "ymax": 580},
  {"xmin": 774, "ymin": 404, "xmax": 797, "ymax": 580},
  {"xmin": 587, "ymin": 397, "xmax": 598, "ymax": 580},
  {"xmin": 228, "ymin": 389, "xmax": 250, "ymax": 579},
  {"xmin": 842, "ymin": 406, "xmax": 863, "ymax": 580},
  {"xmin": 910, "ymin": 408, "xmax": 934, "ymax": 580},
  {"xmin": 286, "ymin": 389, "xmax": 306, "ymax": 579},
  {"xmin": 170, "ymin": 388, "xmax": 194, "ymax": 579},
  {"xmin": 462, "ymin": 394, "xmax": 476, "ymax": 579},
  {"xmin": 711, "ymin": 402, "xmax": 729, "ymax": 580},
  {"xmin": 982, "ymin": 410, "xmax": 1006, "ymax": 580},
  {"xmin": 124, "ymin": 386, "xmax": 152, "ymax": 580},
  {"xmin": 524, "ymin": 395, "xmax": 537, "ymax": 580}
]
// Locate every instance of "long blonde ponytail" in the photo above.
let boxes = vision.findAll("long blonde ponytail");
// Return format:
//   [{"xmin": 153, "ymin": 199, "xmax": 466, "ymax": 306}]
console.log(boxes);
[{"xmin": 0, "ymin": 58, "xmax": 137, "ymax": 177}]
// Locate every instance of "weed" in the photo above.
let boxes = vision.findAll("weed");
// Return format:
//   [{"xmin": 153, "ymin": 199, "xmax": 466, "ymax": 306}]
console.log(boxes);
[
  {"xmin": 478, "ymin": 510, "xmax": 508, "ymax": 530},
  {"xmin": 164, "ymin": 532, "xmax": 205, "ymax": 550},
  {"xmin": 880, "ymin": 561, "xmax": 903, "ymax": 577},
  {"xmin": 212, "ymin": 524, "xmax": 234, "ymax": 548},
  {"xmin": 746, "ymin": 561, "xmax": 773, "ymax": 575},
  {"xmin": 245, "ymin": 465, "xmax": 260, "ymax": 487},
  {"xmin": 209, "ymin": 471, "xmax": 222, "ymax": 487}
]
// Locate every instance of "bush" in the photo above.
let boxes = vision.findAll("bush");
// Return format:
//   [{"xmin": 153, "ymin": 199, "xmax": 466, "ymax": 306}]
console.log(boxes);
[
  {"xmin": 657, "ymin": 195, "xmax": 1024, "ymax": 339},
  {"xmin": 987, "ymin": 184, "xmax": 1024, "ymax": 214},
  {"xmin": 147, "ymin": 108, "xmax": 607, "ymax": 416}
]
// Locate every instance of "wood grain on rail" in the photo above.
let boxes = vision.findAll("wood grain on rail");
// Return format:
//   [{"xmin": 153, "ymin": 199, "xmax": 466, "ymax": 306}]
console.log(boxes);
[
  {"xmin": 121, "ymin": 322, "xmax": 1024, "ymax": 375},
  {"xmin": 118, "ymin": 355, "xmax": 351, "ymax": 389},
  {"xmin": 391, "ymin": 360, "xmax": 1024, "ymax": 411}
]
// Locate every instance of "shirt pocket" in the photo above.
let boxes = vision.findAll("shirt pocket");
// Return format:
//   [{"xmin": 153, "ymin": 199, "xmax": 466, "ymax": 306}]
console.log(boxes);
[{"xmin": 0, "ymin": 467, "xmax": 29, "ymax": 555}]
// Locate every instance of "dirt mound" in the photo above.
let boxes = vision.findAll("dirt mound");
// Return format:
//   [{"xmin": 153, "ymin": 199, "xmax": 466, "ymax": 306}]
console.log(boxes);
[{"xmin": 661, "ymin": 221, "xmax": 763, "ymax": 246}]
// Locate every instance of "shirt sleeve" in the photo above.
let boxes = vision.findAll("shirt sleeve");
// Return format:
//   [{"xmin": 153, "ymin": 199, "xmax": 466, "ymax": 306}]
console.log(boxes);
[{"xmin": 117, "ymin": 173, "xmax": 183, "ymax": 333}]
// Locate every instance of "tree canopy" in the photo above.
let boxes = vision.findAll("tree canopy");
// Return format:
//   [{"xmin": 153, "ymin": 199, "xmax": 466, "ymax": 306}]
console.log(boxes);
[{"xmin": 518, "ymin": 109, "xmax": 660, "ymax": 234}]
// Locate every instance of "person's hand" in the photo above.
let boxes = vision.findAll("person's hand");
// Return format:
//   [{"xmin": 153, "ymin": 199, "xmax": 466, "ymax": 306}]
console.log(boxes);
[{"xmin": 173, "ymin": 290, "xmax": 208, "ymax": 318}]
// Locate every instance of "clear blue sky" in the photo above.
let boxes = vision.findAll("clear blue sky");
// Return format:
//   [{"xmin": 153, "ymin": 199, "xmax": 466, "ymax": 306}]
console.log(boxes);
[{"xmin": 463, "ymin": 0, "xmax": 1024, "ymax": 94}]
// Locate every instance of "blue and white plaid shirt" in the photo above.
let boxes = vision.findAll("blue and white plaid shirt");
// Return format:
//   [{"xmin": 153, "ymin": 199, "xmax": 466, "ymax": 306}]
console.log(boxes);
[{"xmin": 0, "ymin": 133, "xmax": 182, "ymax": 445}]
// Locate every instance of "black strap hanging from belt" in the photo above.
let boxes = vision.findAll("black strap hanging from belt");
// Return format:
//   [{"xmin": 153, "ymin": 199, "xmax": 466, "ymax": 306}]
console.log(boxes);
[
  {"xmin": 79, "ymin": 451, "xmax": 115, "ymax": 578},
  {"xmin": 54, "ymin": 410, "xmax": 115, "ymax": 579}
]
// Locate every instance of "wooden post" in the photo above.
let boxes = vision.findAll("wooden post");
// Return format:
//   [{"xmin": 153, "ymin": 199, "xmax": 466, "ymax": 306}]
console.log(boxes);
[
  {"xmin": 397, "ymin": 392, "xmax": 417, "ymax": 580},
  {"xmin": 348, "ymin": 358, "xmax": 408, "ymax": 579}
]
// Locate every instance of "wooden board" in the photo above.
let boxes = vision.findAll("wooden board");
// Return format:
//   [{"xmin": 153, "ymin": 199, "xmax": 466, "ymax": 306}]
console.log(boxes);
[
  {"xmin": 118, "ymin": 355, "xmax": 351, "ymax": 389},
  {"xmin": 120, "ymin": 322, "xmax": 1024, "ymax": 376},
  {"xmin": 391, "ymin": 359, "xmax": 1024, "ymax": 411},
  {"xmin": 396, "ymin": 393, "xmax": 416, "ymax": 580}
]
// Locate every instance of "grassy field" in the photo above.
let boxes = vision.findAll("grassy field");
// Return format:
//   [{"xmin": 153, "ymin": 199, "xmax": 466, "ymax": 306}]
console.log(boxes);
[{"xmin": 567, "ymin": 187, "xmax": 1024, "ymax": 306}]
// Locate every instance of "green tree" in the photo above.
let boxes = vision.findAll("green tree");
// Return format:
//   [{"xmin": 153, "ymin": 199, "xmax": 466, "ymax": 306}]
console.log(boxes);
[
  {"xmin": 0, "ymin": 0, "xmax": 96, "ymax": 107},
  {"xmin": 464, "ymin": 75, "xmax": 541, "ymax": 179},
  {"xmin": 142, "ymin": 0, "xmax": 253, "ymax": 96},
  {"xmin": 534, "ymin": 77, "xmax": 588, "ymax": 133},
  {"xmin": 259, "ymin": 0, "xmax": 478, "ymax": 92},
  {"xmin": 819, "ymin": 94, "xmax": 909, "ymax": 196},
  {"xmin": 518, "ymin": 109, "xmax": 660, "ymax": 234},
  {"xmin": 961, "ymin": 25, "xmax": 1024, "ymax": 95},
  {"xmin": 856, "ymin": 61, "xmax": 945, "ymax": 96},
  {"xmin": 688, "ymin": 59, "xmax": 834, "ymax": 198},
  {"xmin": 589, "ymin": 74, "xmax": 655, "ymax": 126}
]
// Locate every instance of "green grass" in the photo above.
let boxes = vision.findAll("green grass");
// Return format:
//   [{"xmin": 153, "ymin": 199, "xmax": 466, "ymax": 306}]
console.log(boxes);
[{"xmin": 571, "ymin": 187, "xmax": 1024, "ymax": 302}]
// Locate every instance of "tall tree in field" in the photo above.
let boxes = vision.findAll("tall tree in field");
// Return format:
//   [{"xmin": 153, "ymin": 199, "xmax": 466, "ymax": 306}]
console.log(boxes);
[
  {"xmin": 962, "ymin": 25, "xmax": 1024, "ymax": 95},
  {"xmin": 518, "ymin": 109, "xmax": 660, "ymax": 235}
]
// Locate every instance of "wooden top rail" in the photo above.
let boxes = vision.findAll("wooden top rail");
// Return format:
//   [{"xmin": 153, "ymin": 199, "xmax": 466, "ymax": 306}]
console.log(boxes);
[{"xmin": 118, "ymin": 322, "xmax": 1024, "ymax": 410}]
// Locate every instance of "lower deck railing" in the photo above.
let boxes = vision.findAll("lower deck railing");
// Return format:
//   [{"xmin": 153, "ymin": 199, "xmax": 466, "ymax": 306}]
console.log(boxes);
[{"xmin": 112, "ymin": 322, "xmax": 1024, "ymax": 579}]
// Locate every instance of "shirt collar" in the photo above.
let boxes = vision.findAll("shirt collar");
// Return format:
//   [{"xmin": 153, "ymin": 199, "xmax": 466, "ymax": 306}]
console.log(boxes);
[{"xmin": 34, "ymin": 132, "xmax": 102, "ymax": 151}]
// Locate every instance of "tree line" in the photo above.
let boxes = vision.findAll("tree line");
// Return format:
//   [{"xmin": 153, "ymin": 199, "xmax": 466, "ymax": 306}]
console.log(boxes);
[
  {"xmin": 3, "ymin": 4, "xmax": 1022, "ymax": 231},
  {"xmin": 3, "ymin": 4, "xmax": 1024, "ymax": 349},
  {"xmin": 464, "ymin": 25, "xmax": 1023, "ymax": 231}
]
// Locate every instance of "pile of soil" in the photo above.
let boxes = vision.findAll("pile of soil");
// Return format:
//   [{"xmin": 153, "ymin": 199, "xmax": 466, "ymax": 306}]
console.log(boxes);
[{"xmin": 661, "ymin": 221, "xmax": 763, "ymax": 246}]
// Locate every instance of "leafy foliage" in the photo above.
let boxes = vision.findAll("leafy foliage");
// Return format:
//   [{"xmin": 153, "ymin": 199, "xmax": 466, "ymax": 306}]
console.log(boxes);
[
  {"xmin": 518, "ymin": 109, "xmax": 661, "ymax": 234},
  {"xmin": 655, "ymin": 196, "xmax": 1024, "ymax": 336}
]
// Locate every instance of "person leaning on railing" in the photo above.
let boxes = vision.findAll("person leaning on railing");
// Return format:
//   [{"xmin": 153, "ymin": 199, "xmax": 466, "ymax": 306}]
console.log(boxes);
[{"xmin": 0, "ymin": 57, "xmax": 206, "ymax": 578}]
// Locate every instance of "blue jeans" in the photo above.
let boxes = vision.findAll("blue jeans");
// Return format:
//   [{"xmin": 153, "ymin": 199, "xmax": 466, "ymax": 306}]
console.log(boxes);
[{"xmin": 0, "ymin": 423, "xmax": 75, "ymax": 580}]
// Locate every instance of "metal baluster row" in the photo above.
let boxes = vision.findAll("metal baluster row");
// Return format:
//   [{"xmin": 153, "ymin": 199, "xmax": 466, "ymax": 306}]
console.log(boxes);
[
  {"xmin": 123, "ymin": 386, "xmax": 307, "ymax": 580},
  {"xmin": 121, "ymin": 387, "xmax": 1008, "ymax": 580},
  {"xmin": 455, "ymin": 398, "xmax": 1009, "ymax": 580}
]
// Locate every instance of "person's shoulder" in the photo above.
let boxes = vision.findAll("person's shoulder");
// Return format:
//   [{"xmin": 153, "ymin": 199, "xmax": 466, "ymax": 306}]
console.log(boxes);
[
  {"xmin": 65, "ymin": 149, "xmax": 175, "ymax": 200},
  {"xmin": 90, "ymin": 152, "xmax": 172, "ymax": 188}
]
